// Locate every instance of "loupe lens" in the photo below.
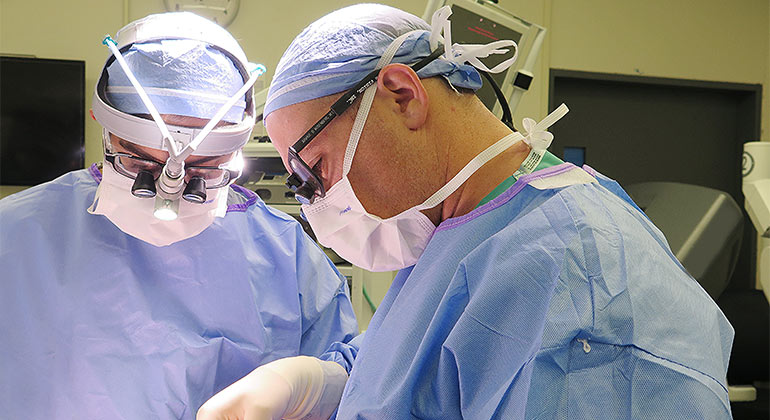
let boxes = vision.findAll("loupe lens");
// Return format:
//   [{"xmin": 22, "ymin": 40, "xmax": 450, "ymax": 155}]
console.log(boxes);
[
  {"xmin": 294, "ymin": 184, "xmax": 316, "ymax": 205},
  {"xmin": 182, "ymin": 176, "xmax": 207, "ymax": 203},
  {"xmin": 131, "ymin": 170, "xmax": 157, "ymax": 198}
]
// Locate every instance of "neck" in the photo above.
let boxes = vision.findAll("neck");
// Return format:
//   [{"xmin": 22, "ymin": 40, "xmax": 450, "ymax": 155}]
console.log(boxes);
[{"xmin": 429, "ymin": 96, "xmax": 531, "ymax": 223}]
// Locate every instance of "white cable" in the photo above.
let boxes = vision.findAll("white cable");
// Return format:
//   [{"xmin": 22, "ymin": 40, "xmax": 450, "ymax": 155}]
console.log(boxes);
[
  {"xmin": 104, "ymin": 36, "xmax": 178, "ymax": 156},
  {"xmin": 179, "ymin": 67, "xmax": 263, "ymax": 160}
]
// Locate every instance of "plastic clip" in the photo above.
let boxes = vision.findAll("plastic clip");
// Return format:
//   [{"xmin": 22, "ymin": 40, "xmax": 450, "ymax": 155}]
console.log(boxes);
[
  {"xmin": 252, "ymin": 63, "xmax": 267, "ymax": 76},
  {"xmin": 577, "ymin": 338, "xmax": 591, "ymax": 353},
  {"xmin": 102, "ymin": 35, "xmax": 116, "ymax": 47}
]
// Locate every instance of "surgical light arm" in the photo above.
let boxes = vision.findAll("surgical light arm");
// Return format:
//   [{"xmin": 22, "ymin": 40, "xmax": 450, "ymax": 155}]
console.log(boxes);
[{"xmin": 103, "ymin": 36, "xmax": 181, "ymax": 171}]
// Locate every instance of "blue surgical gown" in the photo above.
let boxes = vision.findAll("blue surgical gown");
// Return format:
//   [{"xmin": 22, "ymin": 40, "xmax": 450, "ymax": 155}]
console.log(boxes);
[
  {"xmin": 0, "ymin": 165, "xmax": 358, "ymax": 419},
  {"xmin": 333, "ymin": 163, "xmax": 733, "ymax": 419}
]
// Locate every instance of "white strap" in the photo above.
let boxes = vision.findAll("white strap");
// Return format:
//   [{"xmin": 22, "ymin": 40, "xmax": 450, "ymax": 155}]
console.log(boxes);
[
  {"xmin": 104, "ymin": 36, "xmax": 263, "ymax": 161},
  {"xmin": 182, "ymin": 67, "xmax": 261, "ymax": 159},
  {"xmin": 523, "ymin": 103, "xmax": 569, "ymax": 151},
  {"xmin": 512, "ymin": 103, "xmax": 569, "ymax": 178},
  {"xmin": 104, "ymin": 37, "xmax": 178, "ymax": 155},
  {"xmin": 418, "ymin": 103, "xmax": 571, "ymax": 209},
  {"xmin": 429, "ymin": 6, "xmax": 518, "ymax": 74},
  {"xmin": 342, "ymin": 30, "xmax": 420, "ymax": 175},
  {"xmin": 416, "ymin": 132, "xmax": 524, "ymax": 210},
  {"xmin": 106, "ymin": 86, "xmax": 241, "ymax": 105},
  {"xmin": 343, "ymin": 6, "xmax": 522, "ymax": 175},
  {"xmin": 87, "ymin": 183, "xmax": 103, "ymax": 214},
  {"xmin": 267, "ymin": 72, "xmax": 339, "ymax": 107}
]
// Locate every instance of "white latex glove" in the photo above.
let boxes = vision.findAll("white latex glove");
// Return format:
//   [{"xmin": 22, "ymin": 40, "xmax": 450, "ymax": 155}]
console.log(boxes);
[{"xmin": 197, "ymin": 356, "xmax": 348, "ymax": 420}]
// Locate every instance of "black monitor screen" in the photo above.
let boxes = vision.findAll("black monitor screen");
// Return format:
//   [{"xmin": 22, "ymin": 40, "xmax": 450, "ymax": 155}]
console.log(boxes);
[
  {"xmin": 448, "ymin": 5, "xmax": 522, "ymax": 111},
  {"xmin": 1, "ymin": 56, "xmax": 85, "ymax": 186}
]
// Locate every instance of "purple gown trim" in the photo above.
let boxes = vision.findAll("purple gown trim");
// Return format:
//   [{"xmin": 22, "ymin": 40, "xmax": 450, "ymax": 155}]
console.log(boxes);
[{"xmin": 435, "ymin": 163, "xmax": 578, "ymax": 233}]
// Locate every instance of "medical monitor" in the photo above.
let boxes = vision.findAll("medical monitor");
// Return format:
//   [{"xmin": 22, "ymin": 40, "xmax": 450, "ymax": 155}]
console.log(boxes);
[
  {"xmin": 1, "ymin": 56, "xmax": 85, "ymax": 186},
  {"xmin": 423, "ymin": 0, "xmax": 545, "ymax": 116}
]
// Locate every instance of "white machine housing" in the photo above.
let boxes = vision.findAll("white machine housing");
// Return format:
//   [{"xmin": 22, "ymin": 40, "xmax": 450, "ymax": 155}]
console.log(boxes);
[
  {"xmin": 742, "ymin": 141, "xmax": 770, "ymax": 303},
  {"xmin": 423, "ymin": 0, "xmax": 546, "ymax": 118}
]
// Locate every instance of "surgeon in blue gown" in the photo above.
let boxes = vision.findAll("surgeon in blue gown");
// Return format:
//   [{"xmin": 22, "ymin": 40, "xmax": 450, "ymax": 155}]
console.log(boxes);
[
  {"xmin": 0, "ymin": 12, "xmax": 357, "ymax": 420},
  {"xmin": 198, "ymin": 4, "xmax": 734, "ymax": 420}
]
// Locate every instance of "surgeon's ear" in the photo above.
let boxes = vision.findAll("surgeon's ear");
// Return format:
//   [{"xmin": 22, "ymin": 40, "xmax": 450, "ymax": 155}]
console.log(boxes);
[{"xmin": 377, "ymin": 64, "xmax": 428, "ymax": 130}]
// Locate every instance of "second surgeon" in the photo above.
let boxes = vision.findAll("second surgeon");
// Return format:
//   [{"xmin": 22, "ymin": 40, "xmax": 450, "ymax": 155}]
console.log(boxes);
[
  {"xmin": 0, "ymin": 12, "xmax": 357, "ymax": 419},
  {"xmin": 200, "ymin": 4, "xmax": 734, "ymax": 420}
]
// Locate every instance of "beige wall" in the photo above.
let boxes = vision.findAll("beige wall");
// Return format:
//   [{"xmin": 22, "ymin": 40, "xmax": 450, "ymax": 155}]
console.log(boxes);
[
  {"xmin": 1, "ymin": 0, "xmax": 767, "ymax": 169},
  {"xmin": 548, "ymin": 0, "xmax": 769, "ymax": 143}
]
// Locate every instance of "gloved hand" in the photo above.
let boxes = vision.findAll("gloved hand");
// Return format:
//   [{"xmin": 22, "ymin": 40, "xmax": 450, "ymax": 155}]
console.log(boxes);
[{"xmin": 197, "ymin": 356, "xmax": 348, "ymax": 420}]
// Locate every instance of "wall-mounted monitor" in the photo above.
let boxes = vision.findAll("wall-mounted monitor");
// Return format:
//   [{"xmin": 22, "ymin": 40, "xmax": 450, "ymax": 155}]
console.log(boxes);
[{"xmin": 1, "ymin": 56, "xmax": 85, "ymax": 186}]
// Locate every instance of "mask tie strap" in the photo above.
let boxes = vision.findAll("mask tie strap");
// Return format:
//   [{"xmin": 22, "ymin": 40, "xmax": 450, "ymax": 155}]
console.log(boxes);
[
  {"xmin": 342, "ymin": 30, "xmax": 421, "ymax": 177},
  {"xmin": 512, "ymin": 103, "xmax": 569, "ymax": 178},
  {"xmin": 415, "ymin": 132, "xmax": 523, "ymax": 211},
  {"xmin": 343, "ymin": 5, "xmax": 522, "ymax": 178},
  {"xmin": 428, "ymin": 6, "xmax": 519, "ymax": 75},
  {"xmin": 415, "ymin": 103, "xmax": 569, "ymax": 211},
  {"xmin": 87, "ymin": 185, "xmax": 103, "ymax": 214}
]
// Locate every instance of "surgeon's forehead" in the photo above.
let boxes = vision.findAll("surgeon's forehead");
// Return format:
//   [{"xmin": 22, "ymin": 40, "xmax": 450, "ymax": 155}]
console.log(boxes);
[
  {"xmin": 111, "ymin": 135, "xmax": 234, "ymax": 167},
  {"xmin": 264, "ymin": 107, "xmax": 304, "ymax": 164},
  {"xmin": 134, "ymin": 113, "xmax": 233, "ymax": 129},
  {"xmin": 265, "ymin": 95, "xmax": 340, "ymax": 150}
]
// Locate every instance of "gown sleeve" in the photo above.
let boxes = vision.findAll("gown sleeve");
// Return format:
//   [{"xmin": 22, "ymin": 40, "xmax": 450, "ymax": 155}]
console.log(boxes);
[
  {"xmin": 317, "ymin": 332, "xmax": 363, "ymax": 374},
  {"xmin": 291, "ymin": 222, "xmax": 359, "ymax": 366},
  {"xmin": 443, "ymin": 207, "xmax": 565, "ymax": 418}
]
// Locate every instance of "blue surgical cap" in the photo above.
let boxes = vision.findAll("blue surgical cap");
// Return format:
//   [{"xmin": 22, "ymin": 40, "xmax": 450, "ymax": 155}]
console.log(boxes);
[
  {"xmin": 106, "ymin": 39, "xmax": 246, "ymax": 123},
  {"xmin": 264, "ymin": 3, "xmax": 483, "ymax": 120}
]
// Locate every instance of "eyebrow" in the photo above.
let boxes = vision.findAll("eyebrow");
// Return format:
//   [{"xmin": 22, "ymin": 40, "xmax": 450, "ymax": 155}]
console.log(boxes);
[
  {"xmin": 117, "ymin": 137, "xmax": 224, "ymax": 167},
  {"xmin": 117, "ymin": 139, "xmax": 162, "ymax": 162},
  {"xmin": 186, "ymin": 156, "xmax": 223, "ymax": 167}
]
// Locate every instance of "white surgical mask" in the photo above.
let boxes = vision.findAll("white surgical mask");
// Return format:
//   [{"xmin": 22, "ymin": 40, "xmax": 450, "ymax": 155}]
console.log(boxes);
[
  {"xmin": 304, "ymin": 132, "xmax": 531, "ymax": 272},
  {"xmin": 300, "ymin": 29, "xmax": 569, "ymax": 272},
  {"xmin": 88, "ymin": 163, "xmax": 229, "ymax": 247}
]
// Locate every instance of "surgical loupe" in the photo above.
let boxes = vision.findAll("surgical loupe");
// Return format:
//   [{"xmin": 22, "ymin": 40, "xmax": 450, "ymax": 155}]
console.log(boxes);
[{"xmin": 94, "ymin": 34, "xmax": 265, "ymax": 220}]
